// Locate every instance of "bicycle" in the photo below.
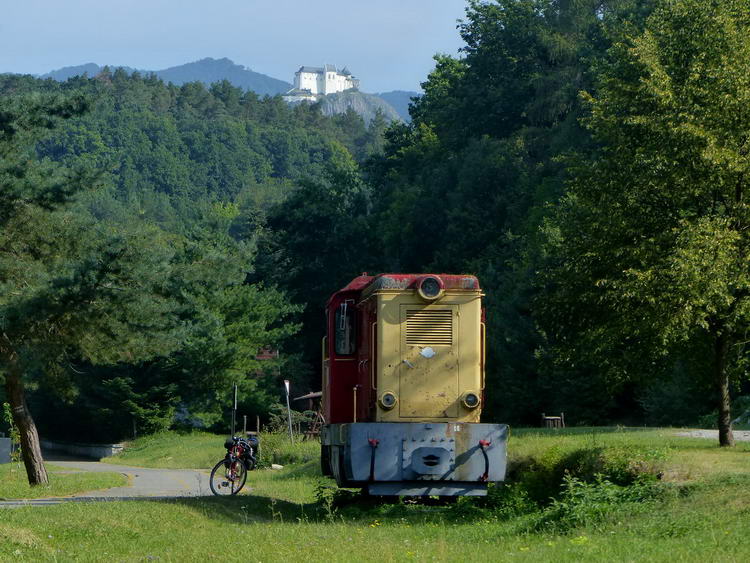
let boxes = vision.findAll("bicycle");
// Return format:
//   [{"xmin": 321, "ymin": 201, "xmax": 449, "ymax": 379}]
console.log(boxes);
[{"xmin": 209, "ymin": 435, "xmax": 259, "ymax": 496}]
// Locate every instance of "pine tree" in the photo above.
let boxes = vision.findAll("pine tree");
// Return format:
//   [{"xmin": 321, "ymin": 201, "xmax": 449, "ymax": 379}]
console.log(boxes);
[{"xmin": 0, "ymin": 94, "xmax": 182, "ymax": 484}]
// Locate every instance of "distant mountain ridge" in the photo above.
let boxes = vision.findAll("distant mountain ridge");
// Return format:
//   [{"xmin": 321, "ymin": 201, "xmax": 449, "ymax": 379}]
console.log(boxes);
[
  {"xmin": 154, "ymin": 58, "xmax": 291, "ymax": 96},
  {"xmin": 41, "ymin": 58, "xmax": 291, "ymax": 97},
  {"xmin": 376, "ymin": 90, "xmax": 420, "ymax": 122}
]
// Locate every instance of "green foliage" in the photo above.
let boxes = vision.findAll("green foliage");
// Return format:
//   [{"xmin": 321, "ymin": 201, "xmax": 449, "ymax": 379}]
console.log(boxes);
[
  {"xmin": 265, "ymin": 403, "xmax": 317, "ymax": 435},
  {"xmin": 360, "ymin": 0, "xmax": 660, "ymax": 424},
  {"xmin": 535, "ymin": 473, "xmax": 664, "ymax": 533},
  {"xmin": 11, "ymin": 0, "xmax": 750, "ymax": 438},
  {"xmin": 256, "ymin": 144, "xmax": 376, "ymax": 385},
  {"xmin": 253, "ymin": 432, "xmax": 320, "ymax": 468},
  {"xmin": 483, "ymin": 481, "xmax": 538, "ymax": 519},
  {"xmin": 509, "ymin": 443, "xmax": 667, "ymax": 506},
  {"xmin": 541, "ymin": 0, "xmax": 750, "ymax": 436},
  {"xmin": 2, "ymin": 402, "xmax": 21, "ymax": 462},
  {"xmin": 0, "ymin": 69, "xmax": 393, "ymax": 442},
  {"xmin": 546, "ymin": 0, "xmax": 750, "ymax": 356},
  {"xmin": 5, "ymin": 71, "xmax": 389, "ymax": 421},
  {"xmin": 639, "ymin": 363, "xmax": 714, "ymax": 427}
]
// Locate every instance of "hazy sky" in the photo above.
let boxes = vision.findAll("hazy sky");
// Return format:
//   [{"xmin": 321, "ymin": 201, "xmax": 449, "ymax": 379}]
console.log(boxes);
[{"xmin": 1, "ymin": 1, "xmax": 469, "ymax": 92}]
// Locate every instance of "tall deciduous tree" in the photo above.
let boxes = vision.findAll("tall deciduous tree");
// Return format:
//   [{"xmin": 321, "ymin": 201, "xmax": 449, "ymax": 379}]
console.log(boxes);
[
  {"xmin": 369, "ymin": 0, "xmax": 656, "ymax": 423},
  {"xmin": 256, "ymin": 142, "xmax": 375, "ymax": 391},
  {"xmin": 544, "ymin": 0, "xmax": 750, "ymax": 446}
]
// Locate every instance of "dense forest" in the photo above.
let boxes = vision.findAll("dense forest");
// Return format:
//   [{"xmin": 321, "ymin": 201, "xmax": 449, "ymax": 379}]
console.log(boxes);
[
  {"xmin": 3, "ymin": 0, "xmax": 750, "ymax": 485},
  {"xmin": 0, "ymin": 68, "xmax": 388, "ymax": 454}
]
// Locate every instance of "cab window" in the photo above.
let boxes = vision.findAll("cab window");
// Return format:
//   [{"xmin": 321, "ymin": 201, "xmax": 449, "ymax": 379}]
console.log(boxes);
[{"xmin": 334, "ymin": 301, "xmax": 356, "ymax": 355}]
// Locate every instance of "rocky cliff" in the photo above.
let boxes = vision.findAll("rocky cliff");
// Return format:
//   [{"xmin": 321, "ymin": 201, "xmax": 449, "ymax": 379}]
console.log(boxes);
[{"xmin": 317, "ymin": 90, "xmax": 402, "ymax": 124}]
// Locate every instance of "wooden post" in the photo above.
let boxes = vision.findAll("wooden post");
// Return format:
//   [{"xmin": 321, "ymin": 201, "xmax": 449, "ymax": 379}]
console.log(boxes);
[{"xmin": 284, "ymin": 380, "xmax": 293, "ymax": 444}]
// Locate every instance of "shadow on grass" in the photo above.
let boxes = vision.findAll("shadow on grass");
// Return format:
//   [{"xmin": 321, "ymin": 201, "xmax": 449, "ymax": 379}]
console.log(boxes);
[
  {"xmin": 160, "ymin": 494, "xmax": 320, "ymax": 524},
  {"xmin": 154, "ymin": 489, "xmax": 474, "ymax": 526}
]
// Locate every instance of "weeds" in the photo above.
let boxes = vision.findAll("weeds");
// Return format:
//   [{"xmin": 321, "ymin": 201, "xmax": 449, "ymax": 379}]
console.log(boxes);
[
  {"xmin": 314, "ymin": 482, "xmax": 339, "ymax": 521},
  {"xmin": 534, "ymin": 474, "xmax": 665, "ymax": 533},
  {"xmin": 508, "ymin": 442, "xmax": 668, "ymax": 505},
  {"xmin": 2, "ymin": 402, "xmax": 22, "ymax": 463},
  {"xmin": 482, "ymin": 481, "xmax": 537, "ymax": 518}
]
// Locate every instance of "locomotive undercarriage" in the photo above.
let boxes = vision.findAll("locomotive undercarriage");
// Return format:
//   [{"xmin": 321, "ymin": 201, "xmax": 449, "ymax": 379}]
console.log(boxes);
[{"xmin": 322, "ymin": 422, "xmax": 508, "ymax": 496}]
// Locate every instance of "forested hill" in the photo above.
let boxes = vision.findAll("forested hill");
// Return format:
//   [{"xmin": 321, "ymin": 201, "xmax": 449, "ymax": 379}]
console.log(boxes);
[
  {"xmin": 42, "ymin": 57, "xmax": 292, "ymax": 97},
  {"xmin": 0, "ymin": 69, "xmax": 387, "ymax": 442},
  {"xmin": 4, "ymin": 0, "xmax": 749, "ymax": 449},
  {"xmin": 40, "ymin": 58, "xmax": 408, "ymax": 121}
]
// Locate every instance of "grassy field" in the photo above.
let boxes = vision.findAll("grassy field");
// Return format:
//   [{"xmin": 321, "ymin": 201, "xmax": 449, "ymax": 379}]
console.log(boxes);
[
  {"xmin": 101, "ymin": 430, "xmax": 320, "ymax": 469},
  {"xmin": 3, "ymin": 428, "xmax": 750, "ymax": 561},
  {"xmin": 0, "ymin": 463, "xmax": 126, "ymax": 500}
]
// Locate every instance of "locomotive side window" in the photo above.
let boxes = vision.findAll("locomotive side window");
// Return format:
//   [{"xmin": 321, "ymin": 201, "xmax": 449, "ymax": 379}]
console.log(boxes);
[{"xmin": 334, "ymin": 301, "xmax": 356, "ymax": 355}]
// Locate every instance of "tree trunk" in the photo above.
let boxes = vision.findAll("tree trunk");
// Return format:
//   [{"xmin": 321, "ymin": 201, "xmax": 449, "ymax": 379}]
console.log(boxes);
[
  {"xmin": 3, "ymin": 358, "xmax": 49, "ymax": 485},
  {"xmin": 714, "ymin": 333, "xmax": 735, "ymax": 447}
]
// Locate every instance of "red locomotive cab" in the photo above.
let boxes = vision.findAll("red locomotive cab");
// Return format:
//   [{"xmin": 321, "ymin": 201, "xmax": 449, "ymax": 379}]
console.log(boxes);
[{"xmin": 322, "ymin": 275, "xmax": 375, "ymax": 425}]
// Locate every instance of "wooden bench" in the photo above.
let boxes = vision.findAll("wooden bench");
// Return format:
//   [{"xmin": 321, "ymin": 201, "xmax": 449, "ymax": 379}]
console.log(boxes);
[{"xmin": 541, "ymin": 413, "xmax": 565, "ymax": 429}]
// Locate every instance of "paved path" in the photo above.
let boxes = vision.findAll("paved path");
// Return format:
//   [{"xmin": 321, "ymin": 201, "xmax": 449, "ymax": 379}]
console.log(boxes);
[
  {"xmin": 0, "ymin": 460, "xmax": 213, "ymax": 507},
  {"xmin": 675, "ymin": 429, "xmax": 750, "ymax": 441}
]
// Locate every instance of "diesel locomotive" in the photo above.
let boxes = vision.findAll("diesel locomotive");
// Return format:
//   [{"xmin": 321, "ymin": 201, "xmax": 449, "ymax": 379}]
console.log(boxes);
[{"xmin": 320, "ymin": 273, "xmax": 508, "ymax": 496}]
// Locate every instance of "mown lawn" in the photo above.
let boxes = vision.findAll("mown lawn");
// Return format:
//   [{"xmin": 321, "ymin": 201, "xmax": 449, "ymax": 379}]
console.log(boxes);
[
  {"xmin": 0, "ymin": 463, "xmax": 126, "ymax": 500},
  {"xmin": 3, "ymin": 428, "xmax": 750, "ymax": 561}
]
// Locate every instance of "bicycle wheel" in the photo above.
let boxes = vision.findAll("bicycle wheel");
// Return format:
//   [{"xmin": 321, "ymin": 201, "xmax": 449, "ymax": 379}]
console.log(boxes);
[{"xmin": 209, "ymin": 458, "xmax": 247, "ymax": 496}]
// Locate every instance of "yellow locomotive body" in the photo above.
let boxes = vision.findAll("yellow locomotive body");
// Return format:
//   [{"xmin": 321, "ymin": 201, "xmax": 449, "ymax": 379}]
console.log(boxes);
[{"xmin": 363, "ymin": 281, "xmax": 483, "ymax": 423}]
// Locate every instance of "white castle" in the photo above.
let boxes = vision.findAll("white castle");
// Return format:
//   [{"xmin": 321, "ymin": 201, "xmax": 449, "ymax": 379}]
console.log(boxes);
[{"xmin": 283, "ymin": 64, "xmax": 360, "ymax": 103}]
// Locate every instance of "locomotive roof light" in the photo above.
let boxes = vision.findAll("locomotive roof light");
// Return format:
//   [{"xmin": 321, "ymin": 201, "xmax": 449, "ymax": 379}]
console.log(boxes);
[
  {"xmin": 462, "ymin": 391, "xmax": 481, "ymax": 409},
  {"xmin": 379, "ymin": 391, "xmax": 397, "ymax": 410},
  {"xmin": 417, "ymin": 275, "xmax": 444, "ymax": 301}
]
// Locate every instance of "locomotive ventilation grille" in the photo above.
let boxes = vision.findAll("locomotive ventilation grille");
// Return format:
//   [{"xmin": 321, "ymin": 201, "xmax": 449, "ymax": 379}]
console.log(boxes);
[{"xmin": 406, "ymin": 309, "xmax": 453, "ymax": 346}]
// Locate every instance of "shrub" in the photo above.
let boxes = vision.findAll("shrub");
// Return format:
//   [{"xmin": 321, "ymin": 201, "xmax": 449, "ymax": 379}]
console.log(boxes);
[
  {"xmin": 534, "ymin": 474, "xmax": 664, "ymax": 533},
  {"xmin": 507, "ymin": 444, "xmax": 667, "ymax": 506}
]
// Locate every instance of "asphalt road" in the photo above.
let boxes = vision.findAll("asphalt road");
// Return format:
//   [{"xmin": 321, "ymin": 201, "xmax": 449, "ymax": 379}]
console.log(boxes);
[
  {"xmin": 675, "ymin": 429, "xmax": 750, "ymax": 441},
  {"xmin": 0, "ymin": 460, "xmax": 213, "ymax": 507}
]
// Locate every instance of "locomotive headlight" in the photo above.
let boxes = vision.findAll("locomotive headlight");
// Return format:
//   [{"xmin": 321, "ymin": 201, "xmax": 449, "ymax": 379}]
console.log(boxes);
[
  {"xmin": 379, "ymin": 391, "xmax": 397, "ymax": 410},
  {"xmin": 462, "ymin": 392, "xmax": 481, "ymax": 409},
  {"xmin": 417, "ymin": 276, "xmax": 444, "ymax": 301}
]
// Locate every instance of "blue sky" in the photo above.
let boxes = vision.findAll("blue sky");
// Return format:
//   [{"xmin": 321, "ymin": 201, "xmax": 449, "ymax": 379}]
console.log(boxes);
[{"xmin": 2, "ymin": 0, "xmax": 469, "ymax": 92}]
